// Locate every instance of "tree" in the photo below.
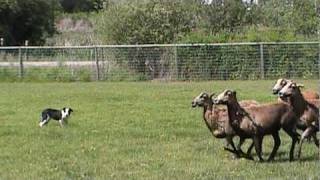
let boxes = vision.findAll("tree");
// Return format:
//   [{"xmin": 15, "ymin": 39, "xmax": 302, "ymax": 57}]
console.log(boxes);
[
  {"xmin": 199, "ymin": 0, "xmax": 247, "ymax": 34},
  {"xmin": 99, "ymin": 0, "xmax": 197, "ymax": 44},
  {"xmin": 291, "ymin": 0, "xmax": 318, "ymax": 36},
  {"xmin": 59, "ymin": 0, "xmax": 107, "ymax": 12},
  {"xmin": 258, "ymin": 0, "xmax": 318, "ymax": 37},
  {"xmin": 0, "ymin": 0, "xmax": 56, "ymax": 45}
]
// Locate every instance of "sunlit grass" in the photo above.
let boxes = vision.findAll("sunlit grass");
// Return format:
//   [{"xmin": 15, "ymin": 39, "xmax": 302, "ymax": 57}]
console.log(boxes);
[{"xmin": 0, "ymin": 80, "xmax": 318, "ymax": 179}]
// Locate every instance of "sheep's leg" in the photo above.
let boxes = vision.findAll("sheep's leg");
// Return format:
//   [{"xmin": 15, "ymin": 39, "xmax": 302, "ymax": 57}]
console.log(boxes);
[
  {"xmin": 297, "ymin": 127, "xmax": 315, "ymax": 159},
  {"xmin": 236, "ymin": 137, "xmax": 245, "ymax": 155},
  {"xmin": 311, "ymin": 133, "xmax": 319, "ymax": 147},
  {"xmin": 242, "ymin": 141, "xmax": 255, "ymax": 160},
  {"xmin": 267, "ymin": 132, "xmax": 281, "ymax": 161},
  {"xmin": 246, "ymin": 141, "xmax": 254, "ymax": 156},
  {"xmin": 310, "ymin": 124, "xmax": 319, "ymax": 147},
  {"xmin": 223, "ymin": 136, "xmax": 241, "ymax": 158},
  {"xmin": 283, "ymin": 127, "xmax": 300, "ymax": 161},
  {"xmin": 236, "ymin": 137, "xmax": 252, "ymax": 160},
  {"xmin": 237, "ymin": 138, "xmax": 254, "ymax": 160},
  {"xmin": 253, "ymin": 136, "xmax": 264, "ymax": 162}
]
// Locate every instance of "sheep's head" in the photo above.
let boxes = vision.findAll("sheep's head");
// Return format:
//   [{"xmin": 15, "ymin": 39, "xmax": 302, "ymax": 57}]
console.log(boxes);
[
  {"xmin": 278, "ymin": 81, "xmax": 303, "ymax": 100},
  {"xmin": 272, "ymin": 78, "xmax": 288, "ymax": 94},
  {"xmin": 191, "ymin": 92, "xmax": 214, "ymax": 108},
  {"xmin": 213, "ymin": 89, "xmax": 237, "ymax": 105}
]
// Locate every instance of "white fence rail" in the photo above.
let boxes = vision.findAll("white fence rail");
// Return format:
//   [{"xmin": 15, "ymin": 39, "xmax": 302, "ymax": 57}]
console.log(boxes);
[{"xmin": 0, "ymin": 42, "xmax": 319, "ymax": 81}]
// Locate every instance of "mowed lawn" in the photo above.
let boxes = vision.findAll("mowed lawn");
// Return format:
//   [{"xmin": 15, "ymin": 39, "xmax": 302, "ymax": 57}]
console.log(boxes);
[{"xmin": 0, "ymin": 80, "xmax": 319, "ymax": 180}]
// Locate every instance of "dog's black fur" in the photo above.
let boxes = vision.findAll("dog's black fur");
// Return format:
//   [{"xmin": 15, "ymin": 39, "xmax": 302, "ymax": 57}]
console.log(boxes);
[{"xmin": 39, "ymin": 107, "xmax": 73, "ymax": 127}]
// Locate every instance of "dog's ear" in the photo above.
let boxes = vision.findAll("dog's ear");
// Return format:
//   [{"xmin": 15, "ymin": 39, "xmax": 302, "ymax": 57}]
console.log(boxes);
[{"xmin": 69, "ymin": 108, "xmax": 73, "ymax": 113}]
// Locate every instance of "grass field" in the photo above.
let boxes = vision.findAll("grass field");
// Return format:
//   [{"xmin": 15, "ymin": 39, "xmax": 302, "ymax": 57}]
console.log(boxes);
[{"xmin": 0, "ymin": 80, "xmax": 319, "ymax": 180}]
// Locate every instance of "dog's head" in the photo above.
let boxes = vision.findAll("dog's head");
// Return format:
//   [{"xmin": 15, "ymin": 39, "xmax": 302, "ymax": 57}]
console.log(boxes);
[{"xmin": 62, "ymin": 107, "xmax": 73, "ymax": 118}]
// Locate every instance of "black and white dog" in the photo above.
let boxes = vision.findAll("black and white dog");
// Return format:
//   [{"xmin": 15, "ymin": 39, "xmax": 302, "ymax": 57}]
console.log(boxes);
[{"xmin": 39, "ymin": 107, "xmax": 73, "ymax": 127}]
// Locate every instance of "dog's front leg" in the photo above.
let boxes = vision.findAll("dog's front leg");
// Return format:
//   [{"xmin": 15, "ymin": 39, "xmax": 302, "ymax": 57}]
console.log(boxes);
[
  {"xmin": 59, "ymin": 119, "xmax": 64, "ymax": 128},
  {"xmin": 39, "ymin": 120, "xmax": 47, "ymax": 127}
]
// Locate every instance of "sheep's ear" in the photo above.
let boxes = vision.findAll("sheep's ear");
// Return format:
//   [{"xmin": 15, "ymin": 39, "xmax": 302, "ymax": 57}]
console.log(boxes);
[
  {"xmin": 209, "ymin": 93, "xmax": 215, "ymax": 99},
  {"xmin": 297, "ymin": 83, "xmax": 304, "ymax": 88},
  {"xmin": 226, "ymin": 90, "xmax": 235, "ymax": 96},
  {"xmin": 202, "ymin": 92, "xmax": 208, "ymax": 97},
  {"xmin": 229, "ymin": 90, "xmax": 236, "ymax": 96}
]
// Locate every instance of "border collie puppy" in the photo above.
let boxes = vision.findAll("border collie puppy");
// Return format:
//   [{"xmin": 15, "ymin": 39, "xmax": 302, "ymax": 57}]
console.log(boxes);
[{"xmin": 39, "ymin": 107, "xmax": 73, "ymax": 127}]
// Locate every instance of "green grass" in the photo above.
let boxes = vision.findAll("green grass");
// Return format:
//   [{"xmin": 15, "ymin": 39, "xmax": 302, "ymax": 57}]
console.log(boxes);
[{"xmin": 0, "ymin": 80, "xmax": 319, "ymax": 180}]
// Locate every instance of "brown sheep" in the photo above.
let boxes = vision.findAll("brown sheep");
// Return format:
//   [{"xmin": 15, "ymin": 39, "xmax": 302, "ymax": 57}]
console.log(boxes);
[
  {"xmin": 278, "ymin": 81, "xmax": 319, "ymax": 158},
  {"xmin": 272, "ymin": 79, "xmax": 320, "ymax": 146},
  {"xmin": 191, "ymin": 92, "xmax": 255, "ymax": 159},
  {"xmin": 272, "ymin": 79, "xmax": 319, "ymax": 147},
  {"xmin": 213, "ymin": 89, "xmax": 300, "ymax": 161},
  {"xmin": 272, "ymin": 78, "xmax": 319, "ymax": 101},
  {"xmin": 306, "ymin": 99, "xmax": 320, "ymax": 108}
]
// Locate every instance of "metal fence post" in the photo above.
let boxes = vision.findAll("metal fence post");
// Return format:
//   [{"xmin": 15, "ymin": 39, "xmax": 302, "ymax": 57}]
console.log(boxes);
[
  {"xmin": 259, "ymin": 43, "xmax": 265, "ymax": 79},
  {"xmin": 174, "ymin": 45, "xmax": 178, "ymax": 80},
  {"xmin": 95, "ymin": 46, "xmax": 100, "ymax": 81},
  {"xmin": 318, "ymin": 43, "xmax": 320, "ymax": 80},
  {"xmin": 18, "ymin": 47, "xmax": 24, "ymax": 78},
  {"xmin": 25, "ymin": 40, "xmax": 29, "ymax": 63}
]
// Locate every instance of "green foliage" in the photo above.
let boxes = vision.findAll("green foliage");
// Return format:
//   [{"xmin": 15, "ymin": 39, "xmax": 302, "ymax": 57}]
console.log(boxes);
[
  {"xmin": 291, "ymin": 0, "xmax": 319, "ymax": 35},
  {"xmin": 258, "ymin": 0, "xmax": 319, "ymax": 37},
  {"xmin": 91, "ymin": 0, "xmax": 319, "ymax": 45},
  {"xmin": 0, "ymin": 0, "xmax": 56, "ymax": 45},
  {"xmin": 176, "ymin": 45, "xmax": 262, "ymax": 80},
  {"xmin": 97, "ymin": 0, "xmax": 197, "ymax": 44},
  {"xmin": 0, "ymin": 66, "xmax": 150, "ymax": 82},
  {"xmin": 200, "ymin": 0, "xmax": 247, "ymax": 34},
  {"xmin": 178, "ymin": 30, "xmax": 230, "ymax": 43},
  {"xmin": 1, "ymin": 0, "xmax": 319, "ymax": 48},
  {"xmin": 59, "ymin": 0, "xmax": 107, "ymax": 12},
  {"xmin": 241, "ymin": 26, "xmax": 298, "ymax": 42}
]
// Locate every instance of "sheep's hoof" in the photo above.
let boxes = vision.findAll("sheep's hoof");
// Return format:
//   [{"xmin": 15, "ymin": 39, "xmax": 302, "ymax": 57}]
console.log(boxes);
[
  {"xmin": 245, "ymin": 155, "xmax": 254, "ymax": 160},
  {"xmin": 267, "ymin": 158, "xmax": 274, "ymax": 162},
  {"xmin": 238, "ymin": 150, "xmax": 245, "ymax": 156},
  {"xmin": 223, "ymin": 147, "xmax": 240, "ymax": 158},
  {"xmin": 232, "ymin": 154, "xmax": 240, "ymax": 159},
  {"xmin": 223, "ymin": 147, "xmax": 237, "ymax": 154}
]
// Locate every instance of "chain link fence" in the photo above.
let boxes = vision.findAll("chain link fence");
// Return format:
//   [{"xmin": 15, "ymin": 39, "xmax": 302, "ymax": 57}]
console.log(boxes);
[{"xmin": 0, "ymin": 42, "xmax": 319, "ymax": 81}]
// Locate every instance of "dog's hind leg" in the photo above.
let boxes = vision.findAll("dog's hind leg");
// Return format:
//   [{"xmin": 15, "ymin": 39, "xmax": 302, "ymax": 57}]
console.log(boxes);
[{"xmin": 39, "ymin": 115, "xmax": 50, "ymax": 127}]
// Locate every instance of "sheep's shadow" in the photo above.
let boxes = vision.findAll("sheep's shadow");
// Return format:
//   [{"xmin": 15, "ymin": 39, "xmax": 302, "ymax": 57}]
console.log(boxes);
[
  {"xmin": 232, "ymin": 151, "xmax": 318, "ymax": 163},
  {"xmin": 273, "ymin": 155, "xmax": 318, "ymax": 163}
]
